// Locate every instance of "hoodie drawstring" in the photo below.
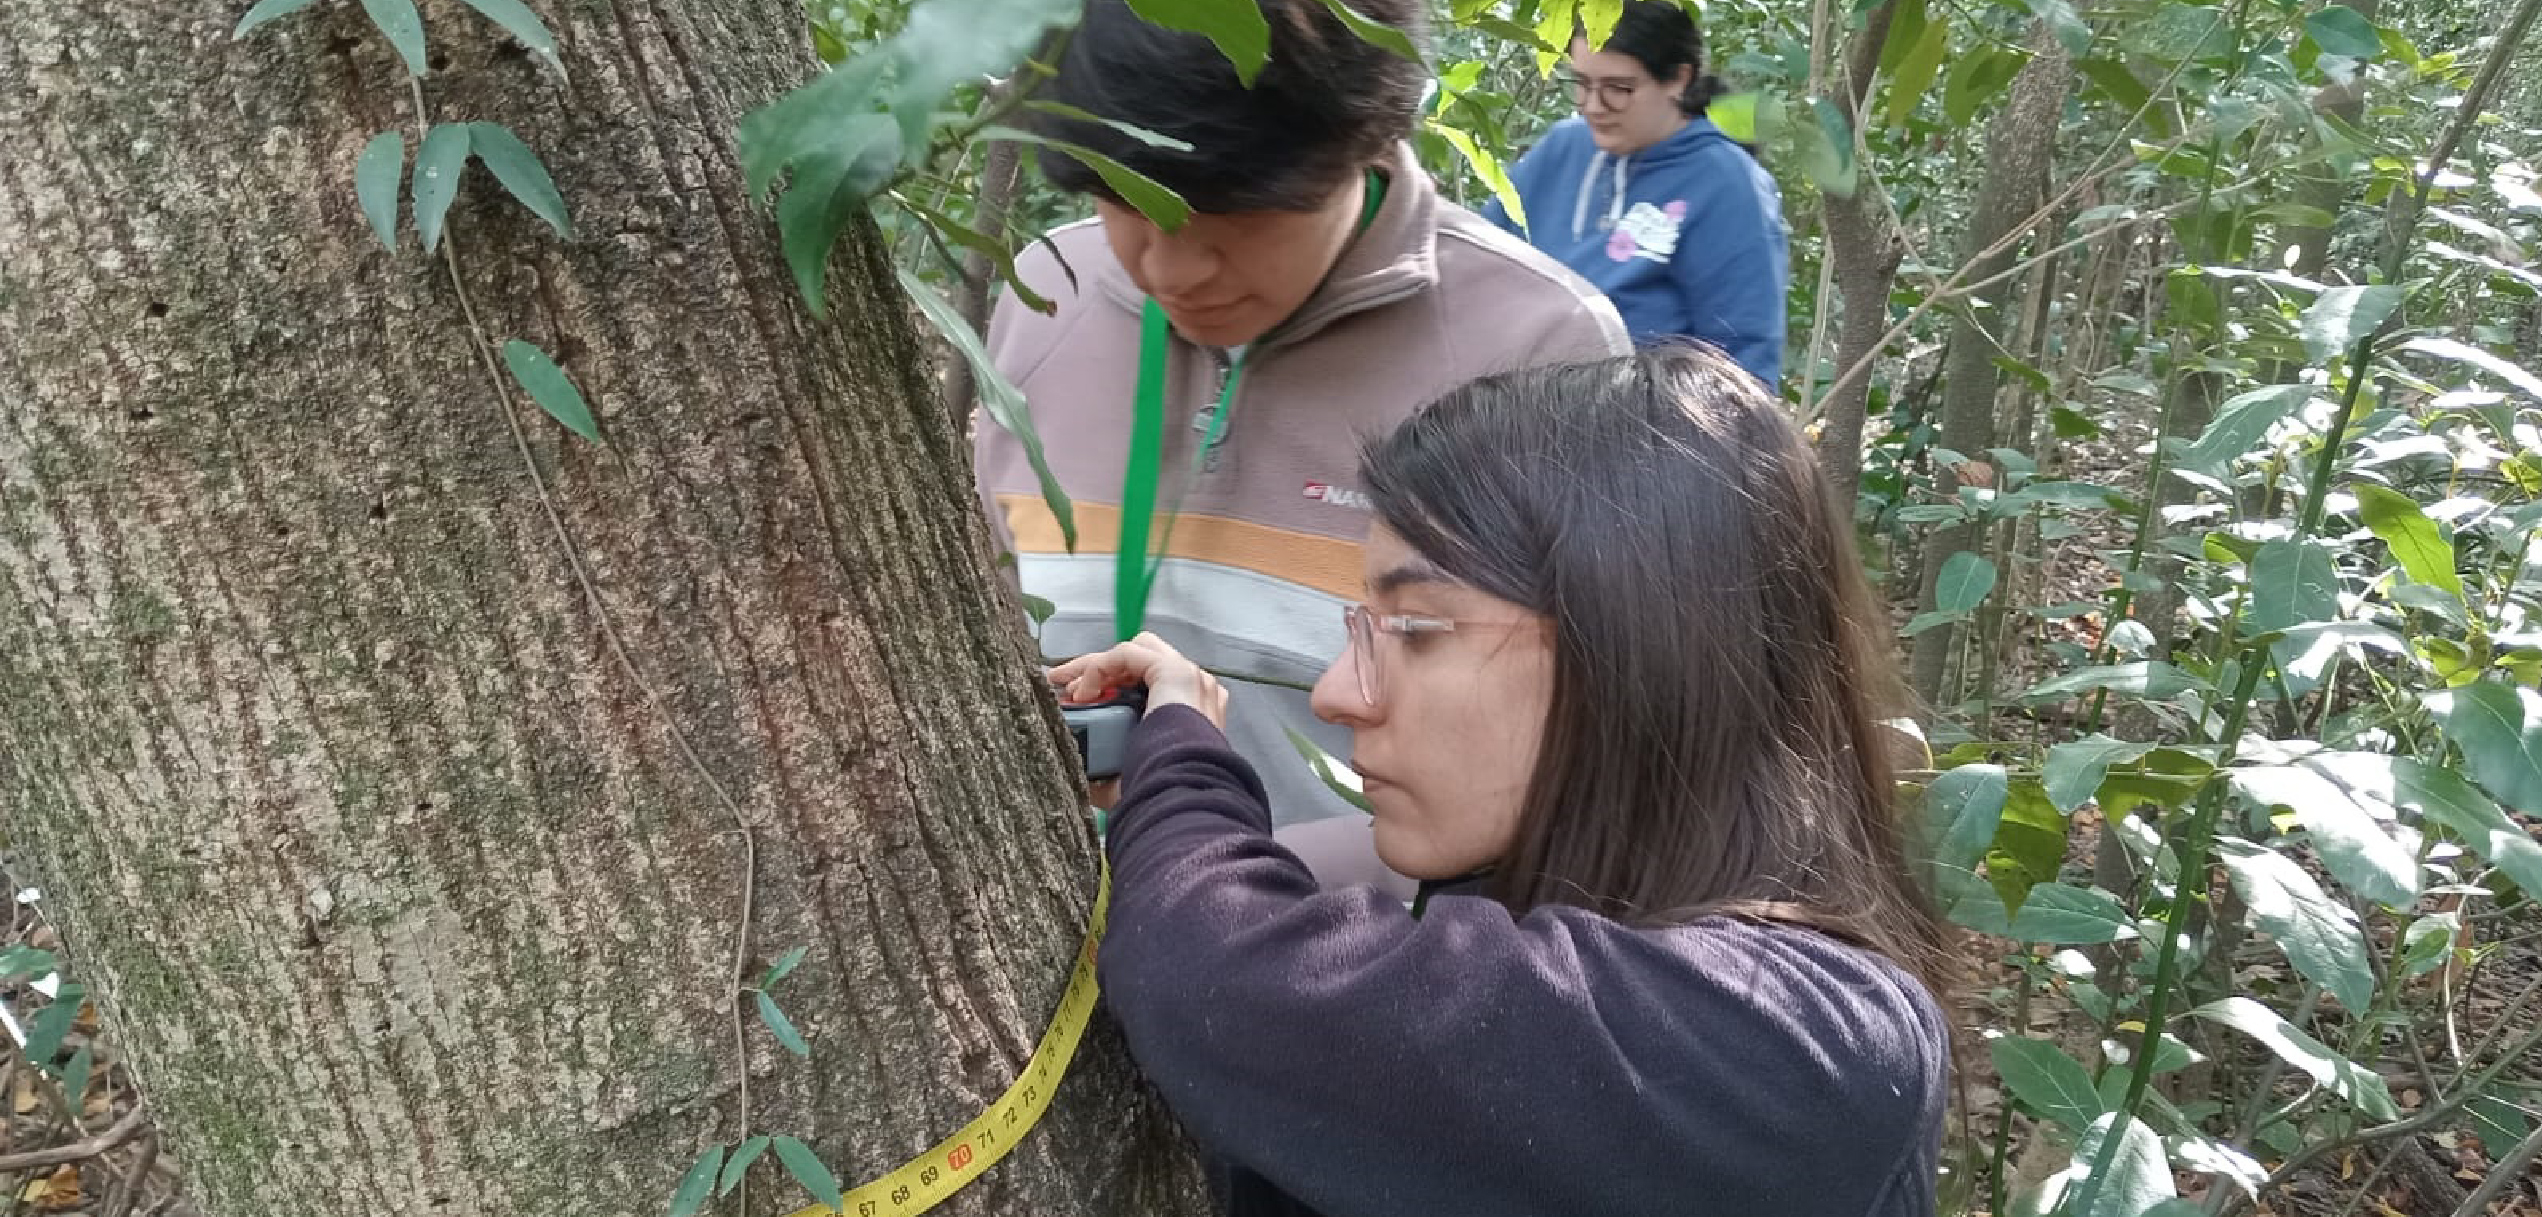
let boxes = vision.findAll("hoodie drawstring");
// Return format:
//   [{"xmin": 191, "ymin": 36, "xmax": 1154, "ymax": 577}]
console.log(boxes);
[{"xmin": 1569, "ymin": 148, "xmax": 1636, "ymax": 241}]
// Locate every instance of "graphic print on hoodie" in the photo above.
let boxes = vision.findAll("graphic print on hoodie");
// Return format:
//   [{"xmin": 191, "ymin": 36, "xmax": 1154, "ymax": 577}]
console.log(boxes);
[{"xmin": 1486, "ymin": 114, "xmax": 1790, "ymax": 388}]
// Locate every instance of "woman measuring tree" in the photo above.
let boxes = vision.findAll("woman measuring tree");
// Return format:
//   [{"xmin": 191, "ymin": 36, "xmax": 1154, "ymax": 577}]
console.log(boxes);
[{"xmin": 1053, "ymin": 346, "xmax": 1952, "ymax": 1216}]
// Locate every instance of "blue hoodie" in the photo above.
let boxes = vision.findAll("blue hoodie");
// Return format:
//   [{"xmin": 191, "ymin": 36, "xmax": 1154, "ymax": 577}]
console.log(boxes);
[{"xmin": 1485, "ymin": 115, "xmax": 1790, "ymax": 388}]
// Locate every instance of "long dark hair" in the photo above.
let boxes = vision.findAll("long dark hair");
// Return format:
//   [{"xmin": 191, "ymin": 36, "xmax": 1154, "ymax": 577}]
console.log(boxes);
[
  {"xmin": 1358, "ymin": 345, "xmax": 1952, "ymax": 1003},
  {"xmin": 1602, "ymin": 0, "xmax": 1725, "ymax": 116}
]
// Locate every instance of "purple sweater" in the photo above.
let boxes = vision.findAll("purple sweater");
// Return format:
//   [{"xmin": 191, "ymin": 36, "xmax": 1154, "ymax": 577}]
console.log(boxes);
[{"xmin": 1099, "ymin": 707, "xmax": 1949, "ymax": 1217}]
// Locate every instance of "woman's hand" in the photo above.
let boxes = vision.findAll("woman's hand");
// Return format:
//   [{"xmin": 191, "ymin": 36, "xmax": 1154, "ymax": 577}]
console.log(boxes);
[{"xmin": 1049, "ymin": 632, "xmax": 1227, "ymax": 731}]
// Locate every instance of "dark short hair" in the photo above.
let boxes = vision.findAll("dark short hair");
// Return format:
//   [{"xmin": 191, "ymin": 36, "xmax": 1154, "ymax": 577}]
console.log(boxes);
[
  {"xmin": 1359, "ymin": 345, "xmax": 1952, "ymax": 1005},
  {"xmin": 1598, "ymin": 0, "xmax": 1724, "ymax": 115},
  {"xmin": 1025, "ymin": 0, "xmax": 1429, "ymax": 213}
]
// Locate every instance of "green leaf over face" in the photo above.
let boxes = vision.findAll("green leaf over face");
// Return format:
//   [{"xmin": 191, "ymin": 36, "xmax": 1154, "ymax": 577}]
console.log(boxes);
[
  {"xmin": 501, "ymin": 340, "xmax": 600, "ymax": 442},
  {"xmin": 466, "ymin": 123, "xmax": 571, "ymax": 239},
  {"xmin": 359, "ymin": 0, "xmax": 429, "ymax": 76},
  {"xmin": 1124, "ymin": 0, "xmax": 1270, "ymax": 84},
  {"xmin": 355, "ymin": 130, "xmax": 404, "ymax": 252},
  {"xmin": 984, "ymin": 128, "xmax": 1191, "ymax": 232},
  {"xmin": 892, "ymin": 0, "xmax": 1084, "ymax": 154},
  {"xmin": 2214, "ymin": 837, "xmax": 2377, "ymax": 1012},
  {"xmin": 412, "ymin": 123, "xmax": 471, "ymax": 255}
]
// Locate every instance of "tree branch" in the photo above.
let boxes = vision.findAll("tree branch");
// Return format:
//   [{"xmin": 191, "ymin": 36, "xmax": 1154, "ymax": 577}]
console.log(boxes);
[{"xmin": 0, "ymin": 1103, "xmax": 149, "ymax": 1172}]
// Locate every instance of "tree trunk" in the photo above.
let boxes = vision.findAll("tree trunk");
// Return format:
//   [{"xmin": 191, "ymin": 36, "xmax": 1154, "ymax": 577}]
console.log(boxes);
[
  {"xmin": 1907, "ymin": 26, "xmax": 2074, "ymax": 709},
  {"xmin": 1813, "ymin": 1, "xmax": 1905, "ymax": 503},
  {"xmin": 0, "ymin": 4, "xmax": 1206, "ymax": 1216}
]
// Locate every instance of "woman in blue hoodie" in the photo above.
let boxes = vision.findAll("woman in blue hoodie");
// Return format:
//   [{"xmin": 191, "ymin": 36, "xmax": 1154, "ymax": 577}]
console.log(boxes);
[
  {"xmin": 1487, "ymin": 1, "xmax": 1791, "ymax": 387},
  {"xmin": 1052, "ymin": 346, "xmax": 1950, "ymax": 1216}
]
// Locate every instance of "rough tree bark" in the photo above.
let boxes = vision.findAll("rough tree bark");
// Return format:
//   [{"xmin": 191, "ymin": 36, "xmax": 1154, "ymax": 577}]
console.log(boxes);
[
  {"xmin": 1813, "ymin": 0, "xmax": 1906, "ymax": 504},
  {"xmin": 1906, "ymin": 25, "xmax": 2074, "ymax": 709},
  {"xmin": 0, "ymin": 3, "xmax": 1206, "ymax": 1215}
]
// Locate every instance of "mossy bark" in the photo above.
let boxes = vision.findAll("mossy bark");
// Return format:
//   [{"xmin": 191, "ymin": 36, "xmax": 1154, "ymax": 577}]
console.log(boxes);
[{"xmin": 0, "ymin": 3, "xmax": 1205, "ymax": 1214}]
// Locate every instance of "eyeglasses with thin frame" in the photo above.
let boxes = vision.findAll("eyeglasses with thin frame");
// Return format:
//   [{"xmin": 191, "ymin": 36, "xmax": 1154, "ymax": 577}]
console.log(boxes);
[
  {"xmin": 1556, "ymin": 69, "xmax": 1642, "ymax": 112},
  {"xmin": 1339, "ymin": 604, "xmax": 1535, "ymax": 706}
]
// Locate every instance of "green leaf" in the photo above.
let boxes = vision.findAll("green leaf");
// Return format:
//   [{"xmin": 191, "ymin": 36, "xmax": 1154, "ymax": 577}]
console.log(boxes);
[
  {"xmin": 234, "ymin": 0, "xmax": 319, "ymax": 38},
  {"xmin": 719, "ymin": 1135, "xmax": 771, "ymax": 1196},
  {"xmin": 897, "ymin": 267, "xmax": 1075, "ymax": 552},
  {"xmin": 894, "ymin": 193, "xmax": 1052, "ymax": 315},
  {"xmin": 2274, "ymin": 620, "xmax": 2403, "ymax": 682},
  {"xmin": 1800, "ymin": 97, "xmax": 1858, "ymax": 198},
  {"xmin": 1019, "ymin": 101, "xmax": 1194, "ymax": 151},
  {"xmin": 2304, "ymin": 5, "xmax": 2379, "ymax": 59},
  {"xmin": 1935, "ymin": 552, "xmax": 1996, "ymax": 614},
  {"xmin": 771, "ymin": 1136, "xmax": 844, "ymax": 1213},
  {"xmin": 1926, "ymin": 764, "xmax": 2009, "ymax": 878},
  {"xmin": 1308, "ymin": 0, "xmax": 1420, "ymax": 61},
  {"xmin": 1947, "ymin": 880, "xmax": 2136, "ymax": 943},
  {"xmin": 21, "ymin": 985, "xmax": 84, "ymax": 1066},
  {"xmin": 757, "ymin": 989, "xmax": 810, "ymax": 1056},
  {"xmin": 359, "ymin": 0, "xmax": 428, "ymax": 75},
  {"xmin": 2469, "ymin": 1092, "xmax": 2534, "ymax": 1155},
  {"xmin": 2077, "ymin": 57, "xmax": 2149, "ymax": 114},
  {"xmin": 2044, "ymin": 734, "xmax": 2152, "ymax": 814},
  {"xmin": 2353, "ymin": 483, "xmax": 2464, "ymax": 598},
  {"xmin": 2227, "ymin": 762, "xmax": 2419, "ymax": 908},
  {"xmin": 2175, "ymin": 384, "xmax": 2312, "ymax": 474},
  {"xmin": 2248, "ymin": 540, "xmax": 2339, "ymax": 634},
  {"xmin": 2380, "ymin": 755, "xmax": 2542, "ymax": 894},
  {"xmin": 355, "ymin": 130, "xmax": 404, "ymax": 252},
  {"xmin": 890, "ymin": 0, "xmax": 1083, "ymax": 154},
  {"xmin": 738, "ymin": 55, "xmax": 890, "ymax": 201},
  {"xmin": 1884, "ymin": 13, "xmax": 1950, "ymax": 129},
  {"xmin": 2401, "ymin": 912, "xmax": 2459, "ymax": 978},
  {"xmin": 1576, "ymin": 0, "xmax": 1622, "ymax": 49},
  {"xmin": 59, "ymin": 1044, "xmax": 93, "ymax": 1107},
  {"xmin": 1284, "ymin": 726, "xmax": 1372, "ymax": 812},
  {"xmin": 760, "ymin": 945, "xmax": 809, "ymax": 988},
  {"xmin": 412, "ymin": 122, "xmax": 471, "ymax": 255},
  {"xmin": 2430, "ymin": 680, "xmax": 2542, "ymax": 815},
  {"xmin": 1943, "ymin": 46, "xmax": 2026, "ymax": 127},
  {"xmin": 466, "ymin": 123, "xmax": 570, "ymax": 238},
  {"xmin": 1705, "ymin": 91, "xmax": 1758, "ymax": 144},
  {"xmin": 778, "ymin": 114, "xmax": 904, "ymax": 314},
  {"xmin": 1431, "ymin": 122, "xmax": 1525, "ymax": 235},
  {"xmin": 986, "ymin": 128, "xmax": 1190, "ymax": 233},
  {"xmin": 0, "ymin": 945, "xmax": 58, "ymax": 981},
  {"xmin": 457, "ymin": 0, "xmax": 557, "ymax": 57},
  {"xmin": 1124, "ymin": 0, "xmax": 1270, "ymax": 84},
  {"xmin": 1990, "ymin": 1037, "xmax": 2105, "ymax": 1133},
  {"xmin": 1903, "ymin": 608, "xmax": 1968, "ymax": 637},
  {"xmin": 2299, "ymin": 284, "xmax": 2404, "ymax": 366},
  {"xmin": 2025, "ymin": 0, "xmax": 2092, "ymax": 56},
  {"xmin": 2214, "ymin": 837, "xmax": 2376, "ymax": 1012},
  {"xmin": 2400, "ymin": 336, "xmax": 2542, "ymax": 402},
  {"xmin": 2024, "ymin": 662, "xmax": 2214, "ymax": 703},
  {"xmin": 2061, "ymin": 1114, "xmax": 2177, "ymax": 1217},
  {"xmin": 668, "ymin": 1143, "xmax": 724, "ymax": 1217},
  {"xmin": 2190, "ymin": 997, "xmax": 2399, "ymax": 1120},
  {"xmin": 501, "ymin": 340, "xmax": 600, "ymax": 442},
  {"xmin": 1986, "ymin": 782, "xmax": 2068, "ymax": 916}
]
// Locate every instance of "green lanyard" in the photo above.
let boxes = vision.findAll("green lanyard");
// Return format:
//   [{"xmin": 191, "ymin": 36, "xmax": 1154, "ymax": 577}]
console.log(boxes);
[{"xmin": 1114, "ymin": 170, "xmax": 1388, "ymax": 642}]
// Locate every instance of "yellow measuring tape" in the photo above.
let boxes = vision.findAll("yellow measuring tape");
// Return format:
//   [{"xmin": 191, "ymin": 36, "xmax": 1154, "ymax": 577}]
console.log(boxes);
[{"xmin": 783, "ymin": 863, "xmax": 1110, "ymax": 1217}]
